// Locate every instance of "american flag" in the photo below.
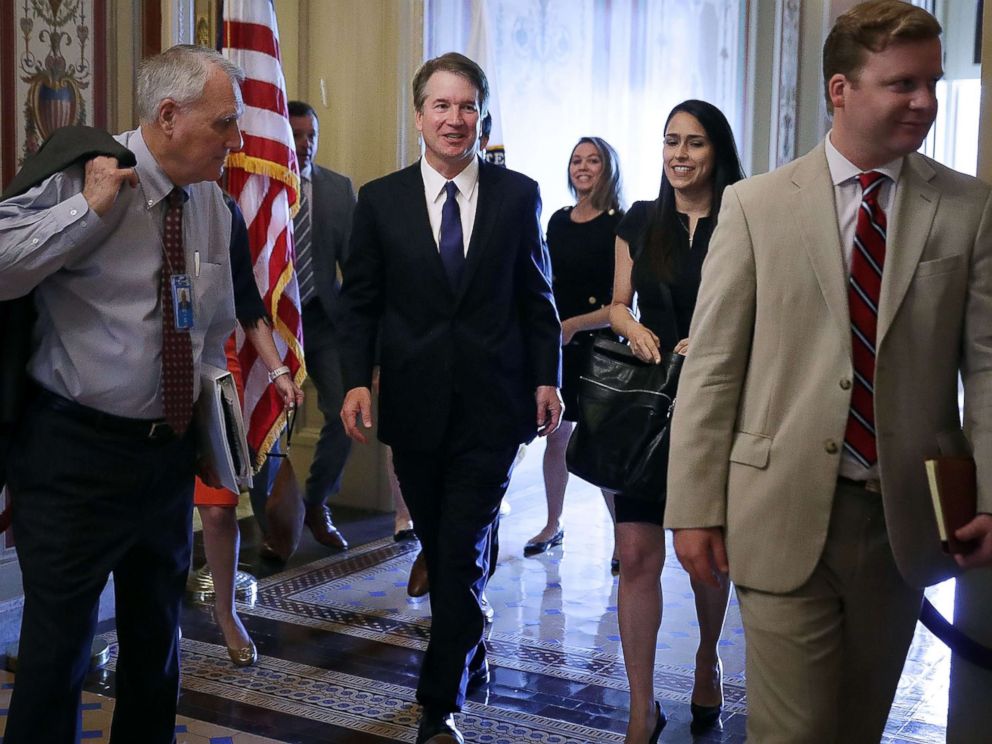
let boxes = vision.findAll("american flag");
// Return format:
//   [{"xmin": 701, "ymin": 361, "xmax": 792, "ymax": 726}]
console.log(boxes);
[
  {"xmin": 221, "ymin": 0, "xmax": 304, "ymax": 470},
  {"xmin": 466, "ymin": 3, "xmax": 506, "ymax": 166}
]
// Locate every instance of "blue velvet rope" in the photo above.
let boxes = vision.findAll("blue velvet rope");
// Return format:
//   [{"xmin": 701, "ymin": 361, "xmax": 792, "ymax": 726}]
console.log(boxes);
[{"xmin": 919, "ymin": 598, "xmax": 992, "ymax": 670}]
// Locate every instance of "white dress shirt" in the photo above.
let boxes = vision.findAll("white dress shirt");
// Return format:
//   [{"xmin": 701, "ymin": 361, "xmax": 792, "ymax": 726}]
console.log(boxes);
[
  {"xmin": 420, "ymin": 155, "xmax": 479, "ymax": 256},
  {"xmin": 825, "ymin": 131, "xmax": 903, "ymax": 272},
  {"xmin": 300, "ymin": 162, "xmax": 313, "ymax": 201},
  {"xmin": 825, "ymin": 131, "xmax": 904, "ymax": 482}
]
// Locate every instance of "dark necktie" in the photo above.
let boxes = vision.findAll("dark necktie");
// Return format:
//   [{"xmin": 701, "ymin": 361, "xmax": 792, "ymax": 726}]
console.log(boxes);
[
  {"xmin": 843, "ymin": 171, "xmax": 887, "ymax": 468},
  {"xmin": 439, "ymin": 180, "xmax": 465, "ymax": 287},
  {"xmin": 294, "ymin": 180, "xmax": 316, "ymax": 306},
  {"xmin": 161, "ymin": 188, "xmax": 194, "ymax": 435}
]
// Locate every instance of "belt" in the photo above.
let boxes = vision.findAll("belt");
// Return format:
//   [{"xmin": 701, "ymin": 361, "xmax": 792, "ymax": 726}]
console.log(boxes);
[
  {"xmin": 838, "ymin": 475, "xmax": 882, "ymax": 494},
  {"xmin": 38, "ymin": 389, "xmax": 176, "ymax": 441}
]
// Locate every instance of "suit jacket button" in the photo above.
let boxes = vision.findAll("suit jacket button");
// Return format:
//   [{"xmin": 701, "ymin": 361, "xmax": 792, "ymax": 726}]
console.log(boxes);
[
  {"xmin": 824, "ymin": 439, "xmax": 839, "ymax": 454},
  {"xmin": 839, "ymin": 378, "xmax": 852, "ymax": 390},
  {"xmin": 588, "ymin": 296, "xmax": 597, "ymax": 304}
]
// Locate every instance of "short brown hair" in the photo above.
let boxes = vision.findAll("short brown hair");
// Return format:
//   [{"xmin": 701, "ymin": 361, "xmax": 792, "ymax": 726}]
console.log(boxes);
[
  {"xmin": 822, "ymin": 0, "xmax": 941, "ymax": 112},
  {"xmin": 412, "ymin": 52, "xmax": 489, "ymax": 114}
]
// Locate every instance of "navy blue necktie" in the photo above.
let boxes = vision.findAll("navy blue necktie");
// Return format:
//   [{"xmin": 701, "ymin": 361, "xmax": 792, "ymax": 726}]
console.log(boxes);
[{"xmin": 439, "ymin": 181, "xmax": 465, "ymax": 287}]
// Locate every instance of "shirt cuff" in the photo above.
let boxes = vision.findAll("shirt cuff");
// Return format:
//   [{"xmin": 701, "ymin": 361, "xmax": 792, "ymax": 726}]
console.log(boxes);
[{"xmin": 47, "ymin": 192, "xmax": 105, "ymax": 253}]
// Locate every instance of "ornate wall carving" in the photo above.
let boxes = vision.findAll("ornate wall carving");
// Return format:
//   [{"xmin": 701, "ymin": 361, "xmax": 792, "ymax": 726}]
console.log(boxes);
[
  {"xmin": 1, "ymin": 0, "xmax": 107, "ymax": 188},
  {"xmin": 770, "ymin": 0, "xmax": 800, "ymax": 168}
]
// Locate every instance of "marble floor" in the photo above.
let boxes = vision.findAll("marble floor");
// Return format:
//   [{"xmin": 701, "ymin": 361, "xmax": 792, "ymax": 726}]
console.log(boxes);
[{"xmin": 0, "ymin": 438, "xmax": 956, "ymax": 743}]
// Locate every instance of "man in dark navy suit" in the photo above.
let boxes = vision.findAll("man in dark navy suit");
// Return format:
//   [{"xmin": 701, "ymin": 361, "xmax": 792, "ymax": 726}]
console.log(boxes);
[{"xmin": 338, "ymin": 53, "xmax": 562, "ymax": 744}]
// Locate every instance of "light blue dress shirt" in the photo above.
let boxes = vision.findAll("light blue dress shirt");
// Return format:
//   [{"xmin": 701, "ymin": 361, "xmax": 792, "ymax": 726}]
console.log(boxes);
[{"xmin": 0, "ymin": 128, "xmax": 236, "ymax": 419}]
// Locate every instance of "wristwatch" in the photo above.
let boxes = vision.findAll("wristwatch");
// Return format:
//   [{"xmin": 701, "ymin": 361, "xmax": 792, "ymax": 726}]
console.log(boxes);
[{"xmin": 268, "ymin": 365, "xmax": 291, "ymax": 383}]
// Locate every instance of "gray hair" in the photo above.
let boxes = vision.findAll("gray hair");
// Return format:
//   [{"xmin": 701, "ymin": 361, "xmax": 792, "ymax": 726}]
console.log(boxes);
[{"xmin": 136, "ymin": 44, "xmax": 245, "ymax": 123}]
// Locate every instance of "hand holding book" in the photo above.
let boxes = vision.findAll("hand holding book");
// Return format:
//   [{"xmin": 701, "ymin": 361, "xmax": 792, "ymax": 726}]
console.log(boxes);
[
  {"xmin": 953, "ymin": 513, "xmax": 992, "ymax": 570},
  {"xmin": 925, "ymin": 456, "xmax": 976, "ymax": 554},
  {"xmin": 925, "ymin": 455, "xmax": 992, "ymax": 568}
]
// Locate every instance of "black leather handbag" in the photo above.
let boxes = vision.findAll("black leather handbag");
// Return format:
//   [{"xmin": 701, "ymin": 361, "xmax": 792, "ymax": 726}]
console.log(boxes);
[{"xmin": 565, "ymin": 337, "xmax": 683, "ymax": 502}]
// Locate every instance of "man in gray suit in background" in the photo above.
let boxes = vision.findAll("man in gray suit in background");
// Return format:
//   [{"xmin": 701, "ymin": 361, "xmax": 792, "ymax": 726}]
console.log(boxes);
[{"xmin": 255, "ymin": 100, "xmax": 356, "ymax": 557}]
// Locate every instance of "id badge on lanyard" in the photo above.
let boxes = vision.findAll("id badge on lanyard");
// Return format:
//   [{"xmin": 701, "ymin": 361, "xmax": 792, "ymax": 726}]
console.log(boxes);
[{"xmin": 171, "ymin": 274, "xmax": 194, "ymax": 330}]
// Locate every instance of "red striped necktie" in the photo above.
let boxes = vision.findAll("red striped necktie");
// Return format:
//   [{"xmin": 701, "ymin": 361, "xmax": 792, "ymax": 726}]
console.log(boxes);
[
  {"xmin": 161, "ymin": 188, "xmax": 194, "ymax": 435},
  {"xmin": 843, "ymin": 171, "xmax": 887, "ymax": 468}
]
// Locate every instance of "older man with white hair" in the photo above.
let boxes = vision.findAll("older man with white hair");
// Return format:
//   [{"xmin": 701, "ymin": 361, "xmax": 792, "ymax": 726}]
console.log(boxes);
[{"xmin": 0, "ymin": 44, "xmax": 243, "ymax": 743}]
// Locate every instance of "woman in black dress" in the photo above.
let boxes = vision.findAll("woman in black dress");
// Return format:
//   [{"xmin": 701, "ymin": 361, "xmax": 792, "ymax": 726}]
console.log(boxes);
[
  {"xmin": 524, "ymin": 137, "xmax": 623, "ymax": 566},
  {"xmin": 609, "ymin": 101, "xmax": 744, "ymax": 742}
]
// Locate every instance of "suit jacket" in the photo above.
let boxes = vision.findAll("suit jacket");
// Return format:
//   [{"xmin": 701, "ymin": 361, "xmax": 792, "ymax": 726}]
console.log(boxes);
[
  {"xmin": 665, "ymin": 142, "xmax": 992, "ymax": 592},
  {"xmin": 308, "ymin": 164, "xmax": 356, "ymax": 324},
  {"xmin": 337, "ymin": 160, "xmax": 561, "ymax": 452}
]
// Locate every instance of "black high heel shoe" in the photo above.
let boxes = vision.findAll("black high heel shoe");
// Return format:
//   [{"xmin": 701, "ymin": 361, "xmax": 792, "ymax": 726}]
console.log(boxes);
[
  {"xmin": 523, "ymin": 528, "xmax": 564, "ymax": 556},
  {"xmin": 648, "ymin": 700, "xmax": 667, "ymax": 744},
  {"xmin": 690, "ymin": 702, "xmax": 722, "ymax": 733}
]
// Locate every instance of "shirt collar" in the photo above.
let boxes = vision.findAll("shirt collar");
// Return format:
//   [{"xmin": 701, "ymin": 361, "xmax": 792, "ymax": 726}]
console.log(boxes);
[
  {"xmin": 420, "ymin": 155, "xmax": 479, "ymax": 203},
  {"xmin": 300, "ymin": 163, "xmax": 312, "ymax": 181},
  {"xmin": 124, "ymin": 128, "xmax": 190, "ymax": 209},
  {"xmin": 825, "ymin": 130, "xmax": 903, "ymax": 187}
]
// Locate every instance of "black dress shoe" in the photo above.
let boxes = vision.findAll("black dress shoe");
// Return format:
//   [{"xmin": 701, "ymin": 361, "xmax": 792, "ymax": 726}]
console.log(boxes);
[
  {"xmin": 259, "ymin": 540, "xmax": 287, "ymax": 563},
  {"xmin": 523, "ymin": 528, "xmax": 564, "ymax": 556},
  {"xmin": 480, "ymin": 592, "xmax": 494, "ymax": 623},
  {"xmin": 416, "ymin": 711, "xmax": 464, "ymax": 744},
  {"xmin": 610, "ymin": 558, "xmax": 620, "ymax": 575},
  {"xmin": 466, "ymin": 659, "xmax": 490, "ymax": 692},
  {"xmin": 690, "ymin": 702, "xmax": 722, "ymax": 733},
  {"xmin": 394, "ymin": 528, "xmax": 417, "ymax": 542},
  {"xmin": 648, "ymin": 701, "xmax": 668, "ymax": 744}
]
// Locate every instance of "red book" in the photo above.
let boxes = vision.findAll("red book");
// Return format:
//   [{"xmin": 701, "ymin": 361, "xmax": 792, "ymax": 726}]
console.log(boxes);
[{"xmin": 925, "ymin": 456, "xmax": 977, "ymax": 554}]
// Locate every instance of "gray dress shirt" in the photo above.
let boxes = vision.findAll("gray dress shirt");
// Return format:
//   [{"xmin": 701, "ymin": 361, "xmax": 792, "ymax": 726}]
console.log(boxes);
[{"xmin": 0, "ymin": 128, "xmax": 236, "ymax": 419}]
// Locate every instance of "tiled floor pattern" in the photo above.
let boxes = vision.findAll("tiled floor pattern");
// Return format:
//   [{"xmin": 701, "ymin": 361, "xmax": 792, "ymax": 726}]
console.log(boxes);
[
  {"xmin": 0, "ymin": 437, "xmax": 959, "ymax": 742},
  {"xmin": 192, "ymin": 528, "xmax": 950, "ymax": 743},
  {"xmin": 233, "ymin": 536, "xmax": 749, "ymax": 715},
  {"xmin": 0, "ymin": 670, "xmax": 282, "ymax": 743},
  {"xmin": 101, "ymin": 634, "xmax": 626, "ymax": 743}
]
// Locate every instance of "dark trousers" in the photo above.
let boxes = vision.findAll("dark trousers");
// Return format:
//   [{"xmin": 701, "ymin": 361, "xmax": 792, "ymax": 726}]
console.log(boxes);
[
  {"xmin": 391, "ymin": 411, "xmax": 517, "ymax": 714},
  {"xmin": 5, "ymin": 395, "xmax": 195, "ymax": 744},
  {"xmin": 300, "ymin": 301, "xmax": 351, "ymax": 507}
]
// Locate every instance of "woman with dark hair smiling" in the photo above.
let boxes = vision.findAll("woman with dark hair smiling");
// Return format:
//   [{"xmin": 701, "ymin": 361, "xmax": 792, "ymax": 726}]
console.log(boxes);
[
  {"xmin": 609, "ymin": 100, "xmax": 745, "ymax": 742},
  {"xmin": 525, "ymin": 137, "xmax": 623, "ymax": 567}
]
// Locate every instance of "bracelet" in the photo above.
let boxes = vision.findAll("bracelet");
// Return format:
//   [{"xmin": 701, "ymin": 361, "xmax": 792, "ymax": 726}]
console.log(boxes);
[{"xmin": 267, "ymin": 365, "xmax": 291, "ymax": 383}]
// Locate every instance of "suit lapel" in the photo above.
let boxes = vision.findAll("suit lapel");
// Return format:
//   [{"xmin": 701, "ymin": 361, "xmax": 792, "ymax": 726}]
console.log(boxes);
[
  {"xmin": 397, "ymin": 162, "xmax": 453, "ymax": 293},
  {"xmin": 789, "ymin": 145, "xmax": 850, "ymax": 343},
  {"xmin": 877, "ymin": 154, "xmax": 938, "ymax": 347},
  {"xmin": 457, "ymin": 160, "xmax": 504, "ymax": 302}
]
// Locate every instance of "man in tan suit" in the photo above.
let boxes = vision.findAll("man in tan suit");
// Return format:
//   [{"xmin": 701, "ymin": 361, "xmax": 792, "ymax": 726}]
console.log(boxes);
[{"xmin": 666, "ymin": 2, "xmax": 992, "ymax": 741}]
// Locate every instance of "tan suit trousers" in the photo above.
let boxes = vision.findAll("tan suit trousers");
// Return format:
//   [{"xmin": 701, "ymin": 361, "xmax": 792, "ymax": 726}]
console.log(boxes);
[{"xmin": 737, "ymin": 481, "xmax": 924, "ymax": 743}]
